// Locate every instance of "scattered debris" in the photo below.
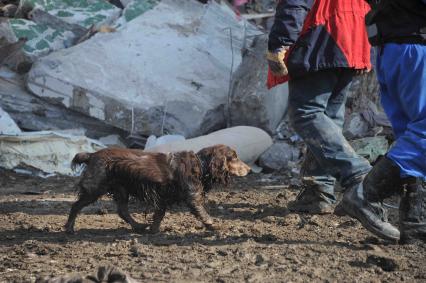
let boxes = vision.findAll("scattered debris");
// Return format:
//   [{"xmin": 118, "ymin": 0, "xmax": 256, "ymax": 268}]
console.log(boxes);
[
  {"xmin": 0, "ymin": 106, "xmax": 21, "ymax": 135},
  {"xmin": 0, "ymin": 0, "xmax": 385, "ymax": 177},
  {"xmin": 0, "ymin": 130, "xmax": 104, "ymax": 175}
]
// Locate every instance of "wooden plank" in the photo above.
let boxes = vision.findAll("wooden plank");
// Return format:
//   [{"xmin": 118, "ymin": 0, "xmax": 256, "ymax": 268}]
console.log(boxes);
[{"xmin": 241, "ymin": 12, "xmax": 275, "ymax": 20}]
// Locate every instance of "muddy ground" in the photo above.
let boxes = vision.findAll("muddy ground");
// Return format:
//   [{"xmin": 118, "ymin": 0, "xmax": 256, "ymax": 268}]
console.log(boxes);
[{"xmin": 0, "ymin": 168, "xmax": 425, "ymax": 282}]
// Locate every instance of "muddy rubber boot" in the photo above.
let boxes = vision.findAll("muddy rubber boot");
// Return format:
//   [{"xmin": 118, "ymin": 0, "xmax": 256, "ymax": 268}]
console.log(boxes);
[
  {"xmin": 335, "ymin": 156, "xmax": 402, "ymax": 241},
  {"xmin": 399, "ymin": 178, "xmax": 426, "ymax": 245},
  {"xmin": 288, "ymin": 187, "xmax": 335, "ymax": 214}
]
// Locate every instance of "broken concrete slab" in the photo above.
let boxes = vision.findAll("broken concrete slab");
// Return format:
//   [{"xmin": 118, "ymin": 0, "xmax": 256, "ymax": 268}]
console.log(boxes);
[
  {"xmin": 27, "ymin": 8, "xmax": 88, "ymax": 38},
  {"xmin": 0, "ymin": 106, "xmax": 21, "ymax": 135},
  {"xmin": 0, "ymin": 68, "xmax": 127, "ymax": 139},
  {"xmin": 0, "ymin": 0, "xmax": 121, "ymax": 71},
  {"xmin": 146, "ymin": 126, "xmax": 272, "ymax": 165},
  {"xmin": 0, "ymin": 19, "xmax": 75, "ymax": 71},
  {"xmin": 27, "ymin": 0, "xmax": 261, "ymax": 138},
  {"xmin": 229, "ymin": 35, "xmax": 288, "ymax": 135},
  {"xmin": 0, "ymin": 130, "xmax": 105, "ymax": 175}
]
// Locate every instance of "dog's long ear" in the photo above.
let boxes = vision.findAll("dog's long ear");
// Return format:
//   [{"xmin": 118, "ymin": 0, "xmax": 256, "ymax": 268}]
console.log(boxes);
[
  {"xmin": 209, "ymin": 154, "xmax": 227, "ymax": 174},
  {"xmin": 174, "ymin": 151, "xmax": 202, "ymax": 181},
  {"xmin": 208, "ymin": 147, "xmax": 230, "ymax": 185}
]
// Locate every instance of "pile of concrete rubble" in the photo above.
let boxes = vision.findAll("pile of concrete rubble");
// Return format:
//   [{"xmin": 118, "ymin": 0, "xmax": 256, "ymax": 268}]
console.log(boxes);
[{"xmin": 0, "ymin": 0, "xmax": 391, "ymax": 176}]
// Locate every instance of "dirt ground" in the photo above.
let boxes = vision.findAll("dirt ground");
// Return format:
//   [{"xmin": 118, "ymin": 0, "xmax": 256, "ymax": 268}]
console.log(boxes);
[{"xmin": 0, "ymin": 168, "xmax": 425, "ymax": 283}]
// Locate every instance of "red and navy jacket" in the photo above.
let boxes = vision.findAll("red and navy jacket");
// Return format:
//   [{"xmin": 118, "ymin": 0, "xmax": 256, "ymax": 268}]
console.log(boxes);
[{"xmin": 268, "ymin": 0, "xmax": 372, "ymax": 79}]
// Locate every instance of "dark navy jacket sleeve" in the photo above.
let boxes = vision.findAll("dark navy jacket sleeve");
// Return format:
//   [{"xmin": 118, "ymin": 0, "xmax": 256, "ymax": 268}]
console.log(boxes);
[{"xmin": 268, "ymin": 0, "xmax": 314, "ymax": 51}]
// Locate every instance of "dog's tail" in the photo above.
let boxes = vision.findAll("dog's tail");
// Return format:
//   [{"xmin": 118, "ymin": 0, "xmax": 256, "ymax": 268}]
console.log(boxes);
[{"xmin": 71, "ymin": 152, "xmax": 91, "ymax": 171}]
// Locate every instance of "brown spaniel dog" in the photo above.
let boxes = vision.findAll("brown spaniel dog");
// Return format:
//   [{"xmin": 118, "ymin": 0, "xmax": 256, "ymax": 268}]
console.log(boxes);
[{"xmin": 64, "ymin": 145, "xmax": 250, "ymax": 234}]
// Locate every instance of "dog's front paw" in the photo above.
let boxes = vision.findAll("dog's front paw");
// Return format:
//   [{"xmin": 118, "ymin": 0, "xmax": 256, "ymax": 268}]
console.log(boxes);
[
  {"xmin": 147, "ymin": 225, "xmax": 161, "ymax": 234},
  {"xmin": 132, "ymin": 224, "xmax": 149, "ymax": 234},
  {"xmin": 205, "ymin": 223, "xmax": 221, "ymax": 231},
  {"xmin": 64, "ymin": 225, "xmax": 75, "ymax": 235}
]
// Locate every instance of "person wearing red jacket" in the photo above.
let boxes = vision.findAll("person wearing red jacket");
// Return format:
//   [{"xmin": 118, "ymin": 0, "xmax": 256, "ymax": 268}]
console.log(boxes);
[{"xmin": 268, "ymin": 0, "xmax": 399, "ymax": 240}]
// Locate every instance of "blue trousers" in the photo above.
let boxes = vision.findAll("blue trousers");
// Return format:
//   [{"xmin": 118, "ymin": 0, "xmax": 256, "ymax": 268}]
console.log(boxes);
[
  {"xmin": 376, "ymin": 43, "xmax": 426, "ymax": 180},
  {"xmin": 289, "ymin": 69, "xmax": 372, "ymax": 202}
]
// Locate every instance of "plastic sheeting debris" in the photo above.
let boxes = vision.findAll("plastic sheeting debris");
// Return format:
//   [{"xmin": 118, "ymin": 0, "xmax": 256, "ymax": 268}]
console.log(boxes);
[{"xmin": 0, "ymin": 131, "xmax": 105, "ymax": 175}]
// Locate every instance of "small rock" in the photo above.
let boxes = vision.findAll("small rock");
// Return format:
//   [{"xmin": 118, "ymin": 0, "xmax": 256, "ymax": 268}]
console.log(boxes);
[
  {"xmin": 217, "ymin": 250, "xmax": 228, "ymax": 256},
  {"xmin": 366, "ymin": 252, "xmax": 399, "ymax": 272},
  {"xmin": 281, "ymin": 214, "xmax": 302, "ymax": 227},
  {"xmin": 129, "ymin": 244, "xmax": 142, "ymax": 257},
  {"xmin": 343, "ymin": 112, "xmax": 370, "ymax": 139},
  {"xmin": 337, "ymin": 219, "xmax": 358, "ymax": 229},
  {"xmin": 307, "ymin": 215, "xmax": 320, "ymax": 226},
  {"xmin": 96, "ymin": 207, "xmax": 109, "ymax": 215},
  {"xmin": 350, "ymin": 136, "xmax": 389, "ymax": 163},
  {"xmin": 259, "ymin": 142, "xmax": 300, "ymax": 172},
  {"xmin": 262, "ymin": 216, "xmax": 276, "ymax": 223},
  {"xmin": 207, "ymin": 261, "xmax": 222, "ymax": 268},
  {"xmin": 255, "ymin": 254, "xmax": 266, "ymax": 266}
]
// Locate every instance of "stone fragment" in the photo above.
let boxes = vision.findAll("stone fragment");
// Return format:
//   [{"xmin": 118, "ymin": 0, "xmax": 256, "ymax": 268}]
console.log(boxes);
[{"xmin": 258, "ymin": 142, "xmax": 300, "ymax": 171}]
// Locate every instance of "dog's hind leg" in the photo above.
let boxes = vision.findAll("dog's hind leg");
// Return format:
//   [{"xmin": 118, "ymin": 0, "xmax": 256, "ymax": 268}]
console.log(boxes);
[
  {"xmin": 65, "ymin": 188, "xmax": 101, "ymax": 234},
  {"xmin": 149, "ymin": 203, "xmax": 166, "ymax": 234},
  {"xmin": 114, "ymin": 187, "xmax": 148, "ymax": 233}
]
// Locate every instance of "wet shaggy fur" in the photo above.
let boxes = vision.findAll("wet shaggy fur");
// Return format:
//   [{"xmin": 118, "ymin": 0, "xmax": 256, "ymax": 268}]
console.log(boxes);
[{"xmin": 64, "ymin": 145, "xmax": 250, "ymax": 234}]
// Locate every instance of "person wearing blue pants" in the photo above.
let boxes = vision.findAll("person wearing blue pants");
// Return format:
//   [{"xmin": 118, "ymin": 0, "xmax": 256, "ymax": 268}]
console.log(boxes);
[{"xmin": 337, "ymin": 0, "xmax": 426, "ymax": 244}]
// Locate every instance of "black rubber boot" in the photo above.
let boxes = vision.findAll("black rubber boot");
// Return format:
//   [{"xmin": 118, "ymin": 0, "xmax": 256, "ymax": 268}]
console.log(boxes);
[
  {"xmin": 288, "ymin": 187, "xmax": 335, "ymax": 214},
  {"xmin": 363, "ymin": 156, "xmax": 404, "ymax": 202},
  {"xmin": 335, "ymin": 156, "xmax": 402, "ymax": 241},
  {"xmin": 399, "ymin": 178, "xmax": 426, "ymax": 245}
]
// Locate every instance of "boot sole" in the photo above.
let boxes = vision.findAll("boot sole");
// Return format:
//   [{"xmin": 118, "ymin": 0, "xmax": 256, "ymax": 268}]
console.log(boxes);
[
  {"xmin": 335, "ymin": 202, "xmax": 400, "ymax": 242},
  {"xmin": 289, "ymin": 206, "xmax": 334, "ymax": 215}
]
